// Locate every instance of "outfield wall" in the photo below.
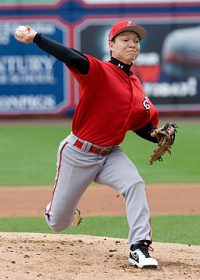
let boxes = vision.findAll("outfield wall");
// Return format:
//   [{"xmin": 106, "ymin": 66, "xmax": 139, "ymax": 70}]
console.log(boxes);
[{"xmin": 0, "ymin": 0, "xmax": 200, "ymax": 116}]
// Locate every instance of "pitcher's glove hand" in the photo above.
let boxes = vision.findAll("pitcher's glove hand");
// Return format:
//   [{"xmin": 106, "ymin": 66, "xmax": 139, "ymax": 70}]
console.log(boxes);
[
  {"xmin": 149, "ymin": 123, "xmax": 178, "ymax": 164},
  {"xmin": 71, "ymin": 208, "xmax": 82, "ymax": 227}
]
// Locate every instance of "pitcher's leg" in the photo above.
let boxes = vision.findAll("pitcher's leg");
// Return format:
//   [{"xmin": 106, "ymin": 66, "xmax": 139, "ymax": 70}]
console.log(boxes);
[
  {"xmin": 95, "ymin": 147, "xmax": 152, "ymax": 247},
  {"xmin": 45, "ymin": 141, "xmax": 100, "ymax": 232},
  {"xmin": 125, "ymin": 180, "xmax": 152, "ymax": 247}
]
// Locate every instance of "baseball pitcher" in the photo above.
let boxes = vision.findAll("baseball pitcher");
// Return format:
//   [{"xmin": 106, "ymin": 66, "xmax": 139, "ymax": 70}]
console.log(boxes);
[{"xmin": 14, "ymin": 20, "xmax": 177, "ymax": 269}]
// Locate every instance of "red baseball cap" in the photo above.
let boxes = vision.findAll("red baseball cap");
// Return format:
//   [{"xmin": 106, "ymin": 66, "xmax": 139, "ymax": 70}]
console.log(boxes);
[{"xmin": 108, "ymin": 20, "xmax": 147, "ymax": 42}]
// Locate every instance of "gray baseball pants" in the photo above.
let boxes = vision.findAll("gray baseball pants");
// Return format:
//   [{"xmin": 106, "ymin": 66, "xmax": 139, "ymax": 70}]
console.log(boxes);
[{"xmin": 45, "ymin": 133, "xmax": 152, "ymax": 247}]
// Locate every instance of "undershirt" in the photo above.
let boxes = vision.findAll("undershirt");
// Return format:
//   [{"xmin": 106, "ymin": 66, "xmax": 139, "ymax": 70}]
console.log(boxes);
[{"xmin": 33, "ymin": 33, "xmax": 158, "ymax": 144}]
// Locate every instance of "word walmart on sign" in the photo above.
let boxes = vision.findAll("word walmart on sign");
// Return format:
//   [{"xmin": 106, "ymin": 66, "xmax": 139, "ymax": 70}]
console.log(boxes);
[{"xmin": 144, "ymin": 77, "xmax": 197, "ymax": 98}]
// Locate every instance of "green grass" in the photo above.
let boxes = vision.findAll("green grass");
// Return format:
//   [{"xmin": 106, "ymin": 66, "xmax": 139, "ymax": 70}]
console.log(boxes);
[
  {"xmin": 0, "ymin": 215, "xmax": 199, "ymax": 245},
  {"xmin": 0, "ymin": 126, "xmax": 71, "ymax": 185},
  {"xmin": 0, "ymin": 123, "xmax": 200, "ymax": 185},
  {"xmin": 121, "ymin": 123, "xmax": 200, "ymax": 183},
  {"xmin": 151, "ymin": 215, "xmax": 200, "ymax": 245}
]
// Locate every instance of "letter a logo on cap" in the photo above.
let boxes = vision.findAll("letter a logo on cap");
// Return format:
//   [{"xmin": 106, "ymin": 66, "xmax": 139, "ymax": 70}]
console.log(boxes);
[
  {"xmin": 127, "ymin": 21, "xmax": 133, "ymax": 26},
  {"xmin": 108, "ymin": 20, "xmax": 147, "ymax": 42}
]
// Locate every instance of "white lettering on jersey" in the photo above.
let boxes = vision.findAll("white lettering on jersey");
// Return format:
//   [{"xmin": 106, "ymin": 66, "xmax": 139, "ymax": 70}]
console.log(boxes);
[{"xmin": 143, "ymin": 96, "xmax": 150, "ymax": 110}]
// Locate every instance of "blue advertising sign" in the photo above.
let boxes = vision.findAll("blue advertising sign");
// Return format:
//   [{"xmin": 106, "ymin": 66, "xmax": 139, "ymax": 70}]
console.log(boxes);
[
  {"xmin": 0, "ymin": 0, "xmax": 200, "ymax": 115},
  {"xmin": 0, "ymin": 20, "xmax": 70, "ymax": 115}
]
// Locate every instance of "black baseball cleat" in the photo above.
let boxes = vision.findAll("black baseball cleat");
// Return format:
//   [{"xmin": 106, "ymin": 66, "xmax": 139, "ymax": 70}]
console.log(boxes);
[{"xmin": 129, "ymin": 241, "xmax": 158, "ymax": 269}]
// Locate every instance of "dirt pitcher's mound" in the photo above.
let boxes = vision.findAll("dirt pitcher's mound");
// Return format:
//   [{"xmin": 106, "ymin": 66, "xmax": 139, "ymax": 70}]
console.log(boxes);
[{"xmin": 0, "ymin": 232, "xmax": 199, "ymax": 280}]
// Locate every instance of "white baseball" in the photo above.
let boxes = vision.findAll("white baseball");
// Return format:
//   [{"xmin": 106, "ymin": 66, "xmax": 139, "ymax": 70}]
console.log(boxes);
[{"xmin": 15, "ymin": 25, "xmax": 28, "ymax": 37}]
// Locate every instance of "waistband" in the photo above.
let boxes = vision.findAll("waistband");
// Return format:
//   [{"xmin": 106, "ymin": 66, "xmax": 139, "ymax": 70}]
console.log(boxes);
[{"xmin": 70, "ymin": 133, "xmax": 114, "ymax": 156}]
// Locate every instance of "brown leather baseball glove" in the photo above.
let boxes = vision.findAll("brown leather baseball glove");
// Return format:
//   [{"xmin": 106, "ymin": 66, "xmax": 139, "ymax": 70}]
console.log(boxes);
[
  {"xmin": 71, "ymin": 208, "xmax": 82, "ymax": 227},
  {"xmin": 149, "ymin": 123, "xmax": 178, "ymax": 164}
]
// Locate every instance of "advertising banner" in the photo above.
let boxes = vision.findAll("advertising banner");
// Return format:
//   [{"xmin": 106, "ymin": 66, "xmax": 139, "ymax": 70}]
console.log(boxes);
[
  {"xmin": 75, "ymin": 19, "xmax": 200, "ymax": 113},
  {"xmin": 0, "ymin": 20, "xmax": 70, "ymax": 115},
  {"xmin": 0, "ymin": 0, "xmax": 200, "ymax": 115}
]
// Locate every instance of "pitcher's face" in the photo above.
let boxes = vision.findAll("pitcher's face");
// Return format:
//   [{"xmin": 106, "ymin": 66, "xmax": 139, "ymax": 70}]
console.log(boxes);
[{"xmin": 109, "ymin": 31, "xmax": 140, "ymax": 64}]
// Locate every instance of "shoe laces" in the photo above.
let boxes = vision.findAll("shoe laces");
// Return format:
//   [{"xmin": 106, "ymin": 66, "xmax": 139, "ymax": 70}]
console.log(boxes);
[{"xmin": 132, "ymin": 241, "xmax": 154, "ymax": 258}]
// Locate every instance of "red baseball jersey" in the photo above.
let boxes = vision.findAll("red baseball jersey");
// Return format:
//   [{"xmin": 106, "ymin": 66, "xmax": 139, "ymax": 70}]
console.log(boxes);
[{"xmin": 69, "ymin": 55, "xmax": 159, "ymax": 147}]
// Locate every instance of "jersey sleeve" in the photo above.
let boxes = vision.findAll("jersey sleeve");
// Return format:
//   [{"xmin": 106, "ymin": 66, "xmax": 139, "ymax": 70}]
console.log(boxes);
[
  {"xmin": 67, "ymin": 55, "xmax": 99, "ymax": 85},
  {"xmin": 33, "ymin": 33, "xmax": 89, "ymax": 74},
  {"xmin": 135, "ymin": 122, "xmax": 158, "ymax": 143}
]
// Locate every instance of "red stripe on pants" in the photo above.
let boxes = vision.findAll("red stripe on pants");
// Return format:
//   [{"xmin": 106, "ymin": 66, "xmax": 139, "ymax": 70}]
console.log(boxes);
[{"xmin": 47, "ymin": 141, "xmax": 68, "ymax": 216}]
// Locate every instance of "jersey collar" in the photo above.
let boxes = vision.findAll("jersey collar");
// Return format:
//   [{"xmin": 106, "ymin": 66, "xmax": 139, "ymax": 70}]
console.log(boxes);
[{"xmin": 109, "ymin": 57, "xmax": 133, "ymax": 76}]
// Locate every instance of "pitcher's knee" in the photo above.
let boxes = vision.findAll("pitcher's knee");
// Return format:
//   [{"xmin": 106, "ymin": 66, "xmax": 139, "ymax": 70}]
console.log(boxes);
[
  {"xmin": 45, "ymin": 214, "xmax": 72, "ymax": 232},
  {"xmin": 125, "ymin": 179, "xmax": 145, "ymax": 194},
  {"xmin": 50, "ymin": 223, "xmax": 66, "ymax": 232}
]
